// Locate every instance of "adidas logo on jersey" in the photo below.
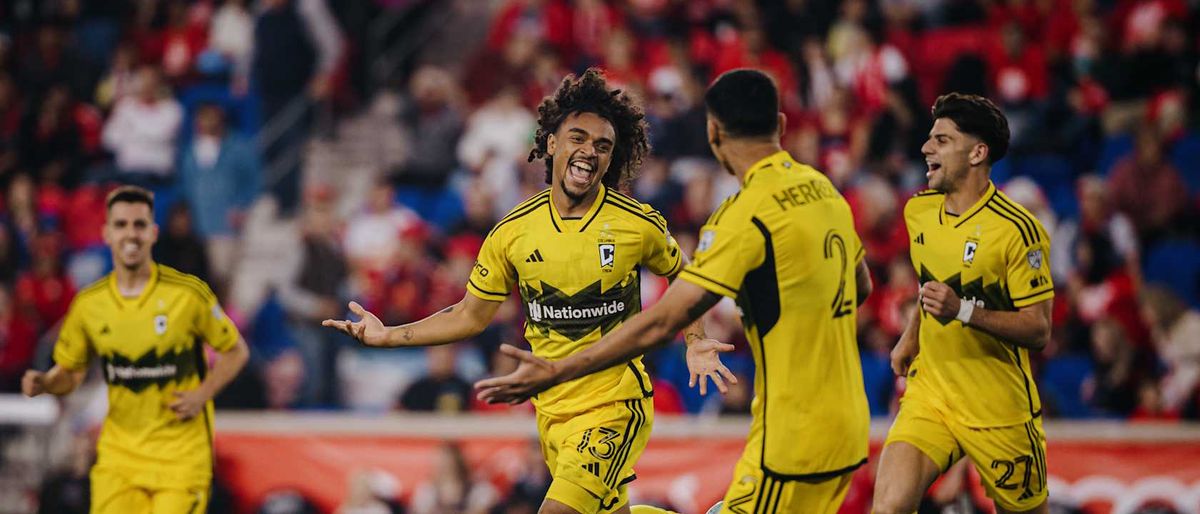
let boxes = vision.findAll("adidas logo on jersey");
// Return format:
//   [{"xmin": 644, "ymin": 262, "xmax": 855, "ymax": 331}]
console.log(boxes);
[
  {"xmin": 525, "ymin": 249, "xmax": 544, "ymax": 263},
  {"xmin": 913, "ymin": 233, "xmax": 924, "ymax": 245}
]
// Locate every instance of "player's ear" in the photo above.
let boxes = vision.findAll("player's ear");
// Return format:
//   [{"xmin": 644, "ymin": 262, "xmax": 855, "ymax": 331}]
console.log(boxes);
[
  {"xmin": 546, "ymin": 134, "xmax": 557, "ymax": 156},
  {"xmin": 970, "ymin": 143, "xmax": 989, "ymax": 166},
  {"xmin": 707, "ymin": 118, "xmax": 720, "ymax": 147},
  {"xmin": 776, "ymin": 112, "xmax": 787, "ymax": 141}
]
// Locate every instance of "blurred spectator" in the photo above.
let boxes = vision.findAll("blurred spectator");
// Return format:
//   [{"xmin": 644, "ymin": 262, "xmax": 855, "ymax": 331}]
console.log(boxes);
[
  {"xmin": 1140, "ymin": 285, "xmax": 1200, "ymax": 415},
  {"xmin": 496, "ymin": 440, "xmax": 551, "ymax": 514},
  {"xmin": 486, "ymin": 0, "xmax": 574, "ymax": 63},
  {"xmin": 252, "ymin": 0, "xmax": 344, "ymax": 216},
  {"xmin": 343, "ymin": 177, "xmax": 424, "ymax": 276},
  {"xmin": 1130, "ymin": 379, "xmax": 1181, "ymax": 422},
  {"xmin": 100, "ymin": 65, "xmax": 183, "ymax": 181},
  {"xmin": 0, "ymin": 284, "xmax": 37, "ymax": 391},
  {"xmin": 1107, "ymin": 126, "xmax": 1189, "ymax": 239},
  {"xmin": 455, "ymin": 84, "xmax": 532, "ymax": 218},
  {"xmin": 177, "ymin": 103, "xmax": 260, "ymax": 284},
  {"xmin": 336, "ymin": 470, "xmax": 397, "ymax": 514},
  {"xmin": 17, "ymin": 24, "xmax": 92, "ymax": 104},
  {"xmin": 1052, "ymin": 175, "xmax": 1139, "ymax": 283},
  {"xmin": 21, "ymin": 83, "xmax": 96, "ymax": 188},
  {"xmin": 1066, "ymin": 232, "xmax": 1149, "ymax": 352},
  {"xmin": 395, "ymin": 65, "xmax": 464, "ymax": 189},
  {"xmin": 279, "ymin": 188, "xmax": 349, "ymax": 407},
  {"xmin": 94, "ymin": 43, "xmax": 140, "ymax": 110},
  {"xmin": 209, "ymin": 0, "xmax": 255, "ymax": 80},
  {"xmin": 1082, "ymin": 317, "xmax": 1138, "ymax": 416},
  {"xmin": 35, "ymin": 432, "xmax": 95, "ymax": 514},
  {"xmin": 153, "ymin": 202, "xmax": 211, "ymax": 282},
  {"xmin": 987, "ymin": 22, "xmax": 1048, "ymax": 109},
  {"xmin": 0, "ymin": 223, "xmax": 17, "ymax": 284},
  {"xmin": 849, "ymin": 175, "xmax": 907, "ymax": 269},
  {"xmin": 399, "ymin": 346, "xmax": 473, "ymax": 413},
  {"xmin": 14, "ymin": 231, "xmax": 74, "ymax": 330},
  {"xmin": 160, "ymin": 0, "xmax": 208, "ymax": 82},
  {"xmin": 409, "ymin": 441, "xmax": 499, "ymax": 514}
]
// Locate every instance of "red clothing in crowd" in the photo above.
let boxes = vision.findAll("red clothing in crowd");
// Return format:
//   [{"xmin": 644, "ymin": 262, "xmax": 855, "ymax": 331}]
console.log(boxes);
[{"xmin": 14, "ymin": 271, "xmax": 74, "ymax": 330}]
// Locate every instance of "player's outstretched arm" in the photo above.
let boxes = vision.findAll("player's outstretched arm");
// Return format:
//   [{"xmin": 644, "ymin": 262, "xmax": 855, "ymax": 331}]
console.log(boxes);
[
  {"xmin": 170, "ymin": 337, "xmax": 250, "ymax": 420},
  {"xmin": 475, "ymin": 280, "xmax": 726, "ymax": 404},
  {"xmin": 919, "ymin": 281, "xmax": 1051, "ymax": 350},
  {"xmin": 21, "ymin": 365, "xmax": 87, "ymax": 397},
  {"xmin": 323, "ymin": 292, "xmax": 502, "ymax": 348}
]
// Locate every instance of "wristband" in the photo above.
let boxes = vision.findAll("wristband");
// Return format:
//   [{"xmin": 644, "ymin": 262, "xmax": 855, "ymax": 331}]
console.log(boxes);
[{"xmin": 956, "ymin": 299, "xmax": 975, "ymax": 324}]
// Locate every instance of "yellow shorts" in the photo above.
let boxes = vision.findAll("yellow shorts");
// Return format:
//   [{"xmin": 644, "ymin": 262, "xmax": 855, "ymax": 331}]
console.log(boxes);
[
  {"xmin": 91, "ymin": 465, "xmax": 209, "ymax": 514},
  {"xmin": 885, "ymin": 395, "xmax": 1049, "ymax": 511},
  {"xmin": 719, "ymin": 453, "xmax": 853, "ymax": 514},
  {"xmin": 538, "ymin": 397, "xmax": 653, "ymax": 513}
]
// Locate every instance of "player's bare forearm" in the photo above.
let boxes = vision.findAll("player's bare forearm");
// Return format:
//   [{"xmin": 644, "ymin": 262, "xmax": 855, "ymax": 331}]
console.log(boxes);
[
  {"xmin": 965, "ymin": 301, "xmax": 1052, "ymax": 351},
  {"xmin": 26, "ymin": 365, "xmax": 87, "ymax": 397},
  {"xmin": 668, "ymin": 265, "xmax": 709, "ymax": 345},
  {"xmin": 555, "ymin": 280, "xmax": 721, "ymax": 383},
  {"xmin": 920, "ymin": 281, "xmax": 1050, "ymax": 350},
  {"xmin": 198, "ymin": 338, "xmax": 250, "ymax": 400},
  {"xmin": 383, "ymin": 293, "xmax": 501, "ymax": 347}
]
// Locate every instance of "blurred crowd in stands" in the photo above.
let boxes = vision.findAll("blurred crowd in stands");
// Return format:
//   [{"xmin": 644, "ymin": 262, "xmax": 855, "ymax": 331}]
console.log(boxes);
[
  {"xmin": 0, "ymin": 0, "xmax": 1198, "ymax": 485},
  {"xmin": 2, "ymin": 0, "xmax": 1199, "ymax": 511}
]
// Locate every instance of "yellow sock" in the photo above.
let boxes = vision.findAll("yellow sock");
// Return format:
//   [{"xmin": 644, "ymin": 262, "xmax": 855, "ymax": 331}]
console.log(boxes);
[{"xmin": 630, "ymin": 507, "xmax": 676, "ymax": 514}]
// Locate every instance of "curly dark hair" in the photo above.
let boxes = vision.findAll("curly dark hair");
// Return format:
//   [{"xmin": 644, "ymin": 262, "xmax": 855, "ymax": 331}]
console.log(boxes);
[{"xmin": 528, "ymin": 68, "xmax": 650, "ymax": 189}]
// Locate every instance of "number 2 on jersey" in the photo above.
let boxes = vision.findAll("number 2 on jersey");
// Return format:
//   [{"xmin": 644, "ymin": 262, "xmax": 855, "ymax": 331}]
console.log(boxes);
[{"xmin": 824, "ymin": 230, "xmax": 854, "ymax": 319}]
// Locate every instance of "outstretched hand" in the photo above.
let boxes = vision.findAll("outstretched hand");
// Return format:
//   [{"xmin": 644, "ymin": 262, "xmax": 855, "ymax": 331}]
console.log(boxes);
[
  {"xmin": 474, "ymin": 344, "xmax": 559, "ymax": 405},
  {"xmin": 686, "ymin": 338, "xmax": 737, "ymax": 396},
  {"xmin": 322, "ymin": 301, "xmax": 390, "ymax": 347}
]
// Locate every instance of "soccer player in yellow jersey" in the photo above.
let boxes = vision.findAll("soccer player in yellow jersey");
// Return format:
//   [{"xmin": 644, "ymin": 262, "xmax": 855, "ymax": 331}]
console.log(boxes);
[
  {"xmin": 872, "ymin": 93, "xmax": 1053, "ymax": 514},
  {"xmin": 477, "ymin": 69, "xmax": 874, "ymax": 514},
  {"xmin": 21, "ymin": 186, "xmax": 249, "ymax": 514},
  {"xmin": 323, "ymin": 69, "xmax": 731, "ymax": 514}
]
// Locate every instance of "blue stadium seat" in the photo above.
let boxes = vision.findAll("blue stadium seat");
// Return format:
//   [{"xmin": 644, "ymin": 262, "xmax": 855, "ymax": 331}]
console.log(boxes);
[
  {"xmin": 1143, "ymin": 239, "xmax": 1200, "ymax": 307},
  {"xmin": 1170, "ymin": 131, "xmax": 1200, "ymax": 194},
  {"xmin": 1039, "ymin": 354, "xmax": 1094, "ymax": 418},
  {"xmin": 1097, "ymin": 134, "xmax": 1134, "ymax": 177},
  {"xmin": 1010, "ymin": 154, "xmax": 1079, "ymax": 218},
  {"xmin": 860, "ymin": 351, "xmax": 895, "ymax": 418}
]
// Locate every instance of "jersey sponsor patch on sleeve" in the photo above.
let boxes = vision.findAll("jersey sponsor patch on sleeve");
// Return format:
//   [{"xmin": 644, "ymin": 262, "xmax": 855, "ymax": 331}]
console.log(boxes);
[
  {"xmin": 697, "ymin": 230, "xmax": 715, "ymax": 252},
  {"xmin": 1026, "ymin": 248, "xmax": 1043, "ymax": 269}
]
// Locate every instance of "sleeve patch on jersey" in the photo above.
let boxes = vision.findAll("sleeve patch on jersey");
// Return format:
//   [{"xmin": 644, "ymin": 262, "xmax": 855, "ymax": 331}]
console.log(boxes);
[
  {"xmin": 1026, "ymin": 248, "xmax": 1043, "ymax": 269},
  {"xmin": 697, "ymin": 230, "xmax": 715, "ymax": 252}
]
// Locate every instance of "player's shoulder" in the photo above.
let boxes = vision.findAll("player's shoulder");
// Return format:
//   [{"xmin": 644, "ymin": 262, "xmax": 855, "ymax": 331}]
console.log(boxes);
[
  {"xmin": 73, "ymin": 274, "xmax": 112, "ymax": 306},
  {"xmin": 604, "ymin": 188, "xmax": 668, "ymax": 234},
  {"xmin": 156, "ymin": 265, "xmax": 217, "ymax": 302},
  {"xmin": 489, "ymin": 189, "xmax": 552, "ymax": 236},
  {"xmin": 903, "ymin": 189, "xmax": 944, "ymax": 216},
  {"xmin": 985, "ymin": 189, "xmax": 1049, "ymax": 247}
]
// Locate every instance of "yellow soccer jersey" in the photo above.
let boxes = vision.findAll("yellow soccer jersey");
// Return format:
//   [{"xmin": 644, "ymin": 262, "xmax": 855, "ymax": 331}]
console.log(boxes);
[
  {"xmin": 904, "ymin": 181, "xmax": 1054, "ymax": 427},
  {"xmin": 467, "ymin": 186, "xmax": 683, "ymax": 418},
  {"xmin": 53, "ymin": 264, "xmax": 238, "ymax": 486},
  {"xmin": 680, "ymin": 151, "xmax": 869, "ymax": 479}
]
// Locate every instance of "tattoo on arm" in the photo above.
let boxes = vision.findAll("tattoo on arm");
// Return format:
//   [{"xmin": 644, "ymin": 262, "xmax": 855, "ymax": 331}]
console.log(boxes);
[
  {"xmin": 401, "ymin": 327, "xmax": 413, "ymax": 342},
  {"xmin": 438, "ymin": 305, "xmax": 455, "ymax": 314}
]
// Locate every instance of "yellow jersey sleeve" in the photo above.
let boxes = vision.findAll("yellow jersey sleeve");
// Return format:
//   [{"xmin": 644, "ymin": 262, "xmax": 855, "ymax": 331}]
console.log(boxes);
[
  {"xmin": 1005, "ymin": 221, "xmax": 1054, "ymax": 308},
  {"xmin": 193, "ymin": 282, "xmax": 239, "ymax": 352},
  {"xmin": 640, "ymin": 204, "xmax": 683, "ymax": 277},
  {"xmin": 679, "ymin": 200, "xmax": 765, "ymax": 298},
  {"xmin": 52, "ymin": 298, "xmax": 91, "ymax": 371},
  {"xmin": 466, "ymin": 228, "xmax": 515, "ymax": 302}
]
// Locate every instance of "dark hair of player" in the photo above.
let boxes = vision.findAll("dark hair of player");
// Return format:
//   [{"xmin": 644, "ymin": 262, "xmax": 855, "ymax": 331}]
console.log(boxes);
[
  {"xmin": 528, "ymin": 68, "xmax": 650, "ymax": 189},
  {"xmin": 105, "ymin": 185, "xmax": 155, "ymax": 212},
  {"xmin": 704, "ymin": 69, "xmax": 780, "ymax": 138},
  {"xmin": 931, "ymin": 92, "xmax": 1010, "ymax": 165}
]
